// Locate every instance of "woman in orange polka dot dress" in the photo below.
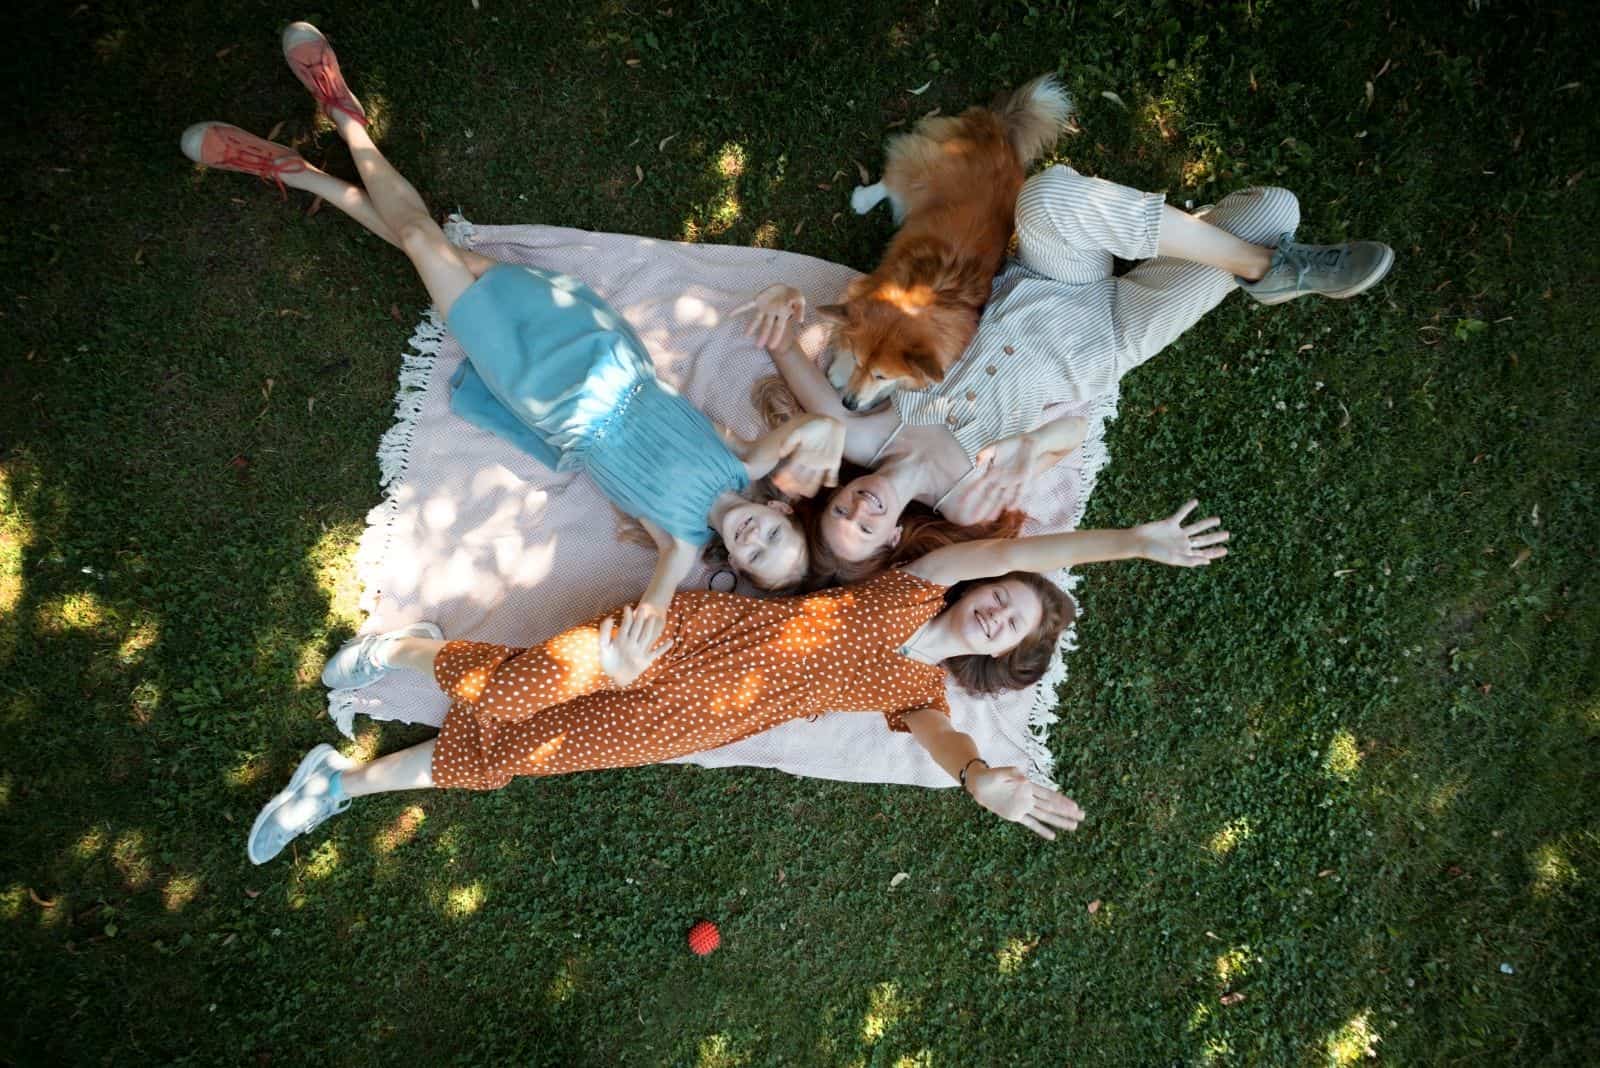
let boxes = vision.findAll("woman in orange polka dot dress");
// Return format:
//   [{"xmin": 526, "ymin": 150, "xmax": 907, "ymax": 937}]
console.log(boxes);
[{"xmin": 248, "ymin": 501, "xmax": 1230, "ymax": 864}]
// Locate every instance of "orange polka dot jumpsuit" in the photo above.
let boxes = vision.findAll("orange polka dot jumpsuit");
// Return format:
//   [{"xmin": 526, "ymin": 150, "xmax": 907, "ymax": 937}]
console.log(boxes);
[{"xmin": 430, "ymin": 569, "xmax": 952, "ymax": 790}]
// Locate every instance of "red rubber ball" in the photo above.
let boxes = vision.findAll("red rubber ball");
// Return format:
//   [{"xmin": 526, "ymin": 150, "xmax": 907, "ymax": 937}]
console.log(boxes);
[{"xmin": 687, "ymin": 920, "xmax": 721, "ymax": 956}]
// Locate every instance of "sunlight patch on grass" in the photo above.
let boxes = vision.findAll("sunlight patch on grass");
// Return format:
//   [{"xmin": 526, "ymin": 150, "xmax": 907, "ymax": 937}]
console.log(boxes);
[
  {"xmin": 36, "ymin": 590, "xmax": 108, "ymax": 634},
  {"xmin": 1427, "ymin": 778, "xmax": 1468, "ymax": 816},
  {"xmin": 680, "ymin": 217, "xmax": 702, "ymax": 243},
  {"xmin": 224, "ymin": 754, "xmax": 266, "ymax": 789},
  {"xmin": 751, "ymin": 221, "xmax": 779, "ymax": 248},
  {"xmin": 1207, "ymin": 817, "xmax": 1252, "ymax": 858},
  {"xmin": 0, "ymin": 885, "xmax": 25, "ymax": 921},
  {"xmin": 0, "ymin": 772, "xmax": 10, "ymax": 810},
  {"xmin": 303, "ymin": 841, "xmax": 341, "ymax": 881},
  {"xmin": 308, "ymin": 520, "xmax": 365, "ymax": 633},
  {"xmin": 116, "ymin": 614, "xmax": 159, "ymax": 666},
  {"xmin": 996, "ymin": 934, "xmax": 1041, "ymax": 976},
  {"xmin": 350, "ymin": 726, "xmax": 384, "ymax": 764},
  {"xmin": 1322, "ymin": 728, "xmax": 1363, "ymax": 782},
  {"xmin": 861, "ymin": 981, "xmax": 912, "ymax": 1043},
  {"xmin": 1198, "ymin": 1036, "xmax": 1234, "ymax": 1065},
  {"xmin": 1186, "ymin": 1000, "xmax": 1212, "ymax": 1032},
  {"xmin": 374, "ymin": 805, "xmax": 426, "ymax": 856},
  {"xmin": 716, "ymin": 143, "xmax": 747, "ymax": 179},
  {"xmin": 112, "ymin": 831, "xmax": 153, "ymax": 890},
  {"xmin": 1529, "ymin": 841, "xmax": 1578, "ymax": 899},
  {"xmin": 72, "ymin": 829, "xmax": 106, "ymax": 860},
  {"xmin": 446, "ymin": 881, "xmax": 486, "ymax": 917},
  {"xmin": 1214, "ymin": 947, "xmax": 1251, "ymax": 984},
  {"xmin": 163, "ymin": 873, "xmax": 202, "ymax": 912},
  {"xmin": 1324, "ymin": 1012, "xmax": 1380, "ymax": 1065},
  {"xmin": 546, "ymin": 955, "xmax": 581, "ymax": 1005},
  {"xmin": 892, "ymin": 1053, "xmax": 934, "ymax": 1068},
  {"xmin": 129, "ymin": 680, "xmax": 161, "ymax": 726},
  {"xmin": 695, "ymin": 1033, "xmax": 750, "ymax": 1068}
]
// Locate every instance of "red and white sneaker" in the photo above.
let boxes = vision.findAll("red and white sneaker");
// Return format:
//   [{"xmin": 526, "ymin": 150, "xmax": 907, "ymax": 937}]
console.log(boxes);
[
  {"xmin": 281, "ymin": 21, "xmax": 367, "ymax": 126},
  {"xmin": 180, "ymin": 122, "xmax": 307, "ymax": 196}
]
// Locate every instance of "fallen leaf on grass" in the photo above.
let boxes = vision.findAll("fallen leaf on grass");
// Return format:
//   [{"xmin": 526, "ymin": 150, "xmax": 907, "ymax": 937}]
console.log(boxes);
[
  {"xmin": 1317, "ymin": 869, "xmax": 1335, "ymax": 878},
  {"xmin": 1086, "ymin": 899, "xmax": 1101, "ymax": 914},
  {"xmin": 215, "ymin": 45, "xmax": 236, "ymax": 60},
  {"xmin": 853, "ymin": 159, "xmax": 870, "ymax": 184},
  {"xmin": 658, "ymin": 133, "xmax": 678, "ymax": 152},
  {"xmin": 1220, "ymin": 992, "xmax": 1246, "ymax": 1007},
  {"xmin": 389, "ymin": 304, "xmax": 404, "ymax": 323},
  {"xmin": 1510, "ymin": 548, "xmax": 1531, "ymax": 570},
  {"xmin": 633, "ymin": 165, "xmax": 645, "ymax": 187},
  {"xmin": 625, "ymin": 58, "xmax": 641, "ymax": 67},
  {"xmin": 276, "ymin": 308, "xmax": 309, "ymax": 319},
  {"xmin": 244, "ymin": 889, "xmax": 261, "ymax": 899},
  {"xmin": 889, "ymin": 871, "xmax": 910, "ymax": 890},
  {"xmin": 266, "ymin": 121, "xmax": 285, "ymax": 142},
  {"xmin": 908, "ymin": 79, "xmax": 933, "ymax": 96},
  {"xmin": 28, "ymin": 888, "xmax": 57, "ymax": 908},
  {"xmin": 306, "ymin": 196, "xmax": 324, "ymax": 217},
  {"xmin": 1101, "ymin": 90, "xmax": 1127, "ymax": 109}
]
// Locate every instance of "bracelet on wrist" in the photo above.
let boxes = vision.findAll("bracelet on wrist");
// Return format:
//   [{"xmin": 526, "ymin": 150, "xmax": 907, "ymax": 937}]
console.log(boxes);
[{"xmin": 958, "ymin": 757, "xmax": 989, "ymax": 794}]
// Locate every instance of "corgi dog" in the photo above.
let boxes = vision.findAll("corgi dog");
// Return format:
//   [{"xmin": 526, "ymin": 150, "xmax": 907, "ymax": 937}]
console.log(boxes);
[{"xmin": 817, "ymin": 74, "xmax": 1072, "ymax": 411}]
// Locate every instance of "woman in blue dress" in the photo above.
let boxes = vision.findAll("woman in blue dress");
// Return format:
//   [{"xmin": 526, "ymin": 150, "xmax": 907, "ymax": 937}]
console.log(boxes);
[{"xmin": 181, "ymin": 23, "xmax": 846, "ymax": 648}]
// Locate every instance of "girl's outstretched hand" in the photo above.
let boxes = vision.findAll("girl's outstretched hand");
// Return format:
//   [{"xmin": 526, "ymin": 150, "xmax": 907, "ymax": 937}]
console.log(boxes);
[
  {"xmin": 968, "ymin": 765, "xmax": 1086, "ymax": 840},
  {"xmin": 735, "ymin": 284, "xmax": 807, "ymax": 351},
  {"xmin": 597, "ymin": 604, "xmax": 672, "ymax": 687},
  {"xmin": 1133, "ymin": 499, "xmax": 1231, "ymax": 567},
  {"xmin": 777, "ymin": 414, "xmax": 846, "ymax": 496}
]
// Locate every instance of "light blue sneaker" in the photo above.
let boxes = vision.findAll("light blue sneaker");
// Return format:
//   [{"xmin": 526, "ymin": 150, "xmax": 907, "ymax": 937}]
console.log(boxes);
[
  {"xmin": 320, "ymin": 621, "xmax": 443, "ymax": 689},
  {"xmin": 1238, "ymin": 232, "xmax": 1395, "ymax": 305},
  {"xmin": 247, "ymin": 744, "xmax": 355, "ymax": 865}
]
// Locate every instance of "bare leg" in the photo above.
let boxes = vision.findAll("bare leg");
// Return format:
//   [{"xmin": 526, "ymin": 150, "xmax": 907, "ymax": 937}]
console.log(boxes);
[
  {"xmin": 341, "ymin": 738, "xmax": 437, "ymax": 797},
  {"xmin": 1156, "ymin": 205, "xmax": 1274, "ymax": 280},
  {"xmin": 280, "ymin": 164, "xmax": 498, "ymax": 275},
  {"xmin": 331, "ymin": 111, "xmax": 477, "ymax": 316}
]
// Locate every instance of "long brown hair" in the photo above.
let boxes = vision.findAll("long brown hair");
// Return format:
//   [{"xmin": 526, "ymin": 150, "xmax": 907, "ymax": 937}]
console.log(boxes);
[
  {"xmin": 940, "ymin": 572, "xmax": 1076, "ymax": 694},
  {"xmin": 752, "ymin": 374, "xmax": 1023, "ymax": 589},
  {"xmin": 788, "ymin": 483, "xmax": 1025, "ymax": 590}
]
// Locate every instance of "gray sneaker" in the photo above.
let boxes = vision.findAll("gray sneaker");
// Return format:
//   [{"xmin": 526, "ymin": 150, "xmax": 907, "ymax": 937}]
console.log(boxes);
[
  {"xmin": 1239, "ymin": 232, "xmax": 1395, "ymax": 305},
  {"xmin": 247, "ymin": 744, "xmax": 355, "ymax": 865},
  {"xmin": 320, "ymin": 621, "xmax": 443, "ymax": 689}
]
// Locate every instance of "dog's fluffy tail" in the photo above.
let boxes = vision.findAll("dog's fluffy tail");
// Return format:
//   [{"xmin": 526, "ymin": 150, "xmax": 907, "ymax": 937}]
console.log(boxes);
[{"xmin": 998, "ymin": 74, "xmax": 1073, "ymax": 166}]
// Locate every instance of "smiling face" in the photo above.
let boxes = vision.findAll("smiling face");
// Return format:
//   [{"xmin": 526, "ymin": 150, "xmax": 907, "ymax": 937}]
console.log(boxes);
[
  {"xmin": 719, "ymin": 499, "xmax": 807, "ymax": 589},
  {"xmin": 821, "ymin": 473, "xmax": 906, "ymax": 563},
  {"xmin": 949, "ymin": 578, "xmax": 1045, "ymax": 658}
]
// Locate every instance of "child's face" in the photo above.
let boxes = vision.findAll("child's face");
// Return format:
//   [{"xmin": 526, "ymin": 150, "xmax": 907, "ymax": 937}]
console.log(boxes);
[{"xmin": 720, "ymin": 500, "xmax": 806, "ymax": 590}]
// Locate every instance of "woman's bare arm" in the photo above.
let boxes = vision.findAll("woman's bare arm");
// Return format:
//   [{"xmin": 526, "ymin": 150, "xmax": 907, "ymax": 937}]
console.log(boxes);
[{"xmin": 902, "ymin": 500, "xmax": 1230, "ymax": 587}]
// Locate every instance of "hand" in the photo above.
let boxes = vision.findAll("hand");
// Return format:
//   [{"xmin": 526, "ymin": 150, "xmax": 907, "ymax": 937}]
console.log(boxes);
[
  {"xmin": 967, "ymin": 765, "xmax": 1086, "ymax": 840},
  {"xmin": 596, "ymin": 604, "xmax": 672, "ymax": 687},
  {"xmin": 1133, "ymin": 499, "xmax": 1231, "ymax": 567},
  {"xmin": 776, "ymin": 415, "xmax": 845, "ymax": 496},
  {"xmin": 970, "ymin": 432, "xmax": 1047, "ymax": 519},
  {"xmin": 734, "ymin": 284, "xmax": 807, "ymax": 351}
]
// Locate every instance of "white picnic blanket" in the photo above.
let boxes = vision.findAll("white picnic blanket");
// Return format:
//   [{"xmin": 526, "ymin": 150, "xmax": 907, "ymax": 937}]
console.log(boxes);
[{"xmin": 334, "ymin": 218, "xmax": 1119, "ymax": 787}]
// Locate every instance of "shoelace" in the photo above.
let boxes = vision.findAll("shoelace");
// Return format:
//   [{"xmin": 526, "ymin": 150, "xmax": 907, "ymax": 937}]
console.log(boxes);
[
  {"xmin": 216, "ymin": 135, "xmax": 306, "ymax": 199},
  {"xmin": 293, "ymin": 52, "xmax": 368, "ymax": 126},
  {"xmin": 1277, "ymin": 241, "xmax": 1348, "ymax": 282}
]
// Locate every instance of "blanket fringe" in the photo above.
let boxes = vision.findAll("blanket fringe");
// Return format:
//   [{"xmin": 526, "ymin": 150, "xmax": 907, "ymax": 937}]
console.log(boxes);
[{"xmin": 1008, "ymin": 385, "xmax": 1121, "ymax": 788}]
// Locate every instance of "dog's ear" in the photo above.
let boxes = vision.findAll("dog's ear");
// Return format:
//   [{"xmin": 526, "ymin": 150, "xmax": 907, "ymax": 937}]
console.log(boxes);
[
  {"xmin": 814, "ymin": 303, "xmax": 850, "ymax": 325},
  {"xmin": 903, "ymin": 346, "xmax": 946, "ymax": 384}
]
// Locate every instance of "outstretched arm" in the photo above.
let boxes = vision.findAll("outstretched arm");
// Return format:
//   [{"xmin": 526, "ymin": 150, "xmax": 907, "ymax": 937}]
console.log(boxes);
[
  {"xmin": 627, "ymin": 521, "xmax": 700, "ymax": 654},
  {"xmin": 961, "ymin": 414, "xmax": 1091, "ymax": 521},
  {"xmin": 903, "ymin": 500, "xmax": 1230, "ymax": 587},
  {"xmin": 736, "ymin": 285, "xmax": 894, "ymax": 464},
  {"xmin": 734, "ymin": 412, "xmax": 846, "ymax": 495},
  {"xmin": 902, "ymin": 707, "xmax": 1085, "ymax": 840}
]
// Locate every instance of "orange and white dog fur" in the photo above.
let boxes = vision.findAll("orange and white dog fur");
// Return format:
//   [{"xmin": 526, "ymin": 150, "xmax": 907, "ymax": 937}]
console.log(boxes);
[{"xmin": 818, "ymin": 74, "xmax": 1072, "ymax": 410}]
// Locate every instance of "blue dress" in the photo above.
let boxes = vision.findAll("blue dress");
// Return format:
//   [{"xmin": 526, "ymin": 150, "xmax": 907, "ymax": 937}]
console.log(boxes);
[{"xmin": 446, "ymin": 264, "xmax": 748, "ymax": 546}]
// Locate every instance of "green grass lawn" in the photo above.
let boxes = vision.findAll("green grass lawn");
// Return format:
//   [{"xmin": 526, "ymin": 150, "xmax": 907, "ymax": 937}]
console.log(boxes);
[{"xmin": 3, "ymin": 1, "xmax": 1597, "ymax": 1064}]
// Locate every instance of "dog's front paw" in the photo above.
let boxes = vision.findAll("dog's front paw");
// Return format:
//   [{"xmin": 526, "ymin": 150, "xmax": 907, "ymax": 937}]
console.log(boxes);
[{"xmin": 826, "ymin": 349, "xmax": 855, "ymax": 391}]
